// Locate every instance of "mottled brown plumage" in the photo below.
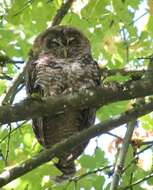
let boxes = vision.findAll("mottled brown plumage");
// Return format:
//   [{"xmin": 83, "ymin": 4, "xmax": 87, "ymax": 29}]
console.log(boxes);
[{"xmin": 26, "ymin": 25, "xmax": 100, "ymax": 181}]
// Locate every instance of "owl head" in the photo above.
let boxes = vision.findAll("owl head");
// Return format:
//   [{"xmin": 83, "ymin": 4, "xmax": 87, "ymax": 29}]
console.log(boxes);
[{"xmin": 31, "ymin": 25, "xmax": 91, "ymax": 58}]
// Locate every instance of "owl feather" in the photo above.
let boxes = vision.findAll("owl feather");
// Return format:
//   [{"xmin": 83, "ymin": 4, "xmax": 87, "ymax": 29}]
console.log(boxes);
[{"xmin": 26, "ymin": 26, "xmax": 100, "ymax": 181}]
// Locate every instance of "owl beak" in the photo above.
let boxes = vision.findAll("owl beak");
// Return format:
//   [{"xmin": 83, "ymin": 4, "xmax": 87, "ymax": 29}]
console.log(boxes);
[{"xmin": 63, "ymin": 47, "xmax": 68, "ymax": 58}]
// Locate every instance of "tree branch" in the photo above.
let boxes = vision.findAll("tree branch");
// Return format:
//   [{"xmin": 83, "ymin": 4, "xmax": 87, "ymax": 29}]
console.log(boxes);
[
  {"xmin": 0, "ymin": 78, "xmax": 153, "ymax": 124},
  {"xmin": 0, "ymin": 54, "xmax": 24, "ymax": 66},
  {"xmin": 101, "ymin": 68, "xmax": 153, "ymax": 78},
  {"xmin": 1, "ymin": 100, "xmax": 153, "ymax": 187},
  {"xmin": 110, "ymin": 121, "xmax": 136, "ymax": 190},
  {"xmin": 71, "ymin": 165, "xmax": 113, "ymax": 182},
  {"xmin": 0, "ymin": 74, "xmax": 12, "ymax": 80},
  {"xmin": 111, "ymin": 58, "xmax": 153, "ymax": 189},
  {"xmin": 51, "ymin": 0, "xmax": 74, "ymax": 26},
  {"xmin": 0, "ymin": 63, "xmax": 26, "ymax": 105},
  {"xmin": 123, "ymin": 142, "xmax": 153, "ymax": 173},
  {"xmin": 120, "ymin": 171, "xmax": 153, "ymax": 189}
]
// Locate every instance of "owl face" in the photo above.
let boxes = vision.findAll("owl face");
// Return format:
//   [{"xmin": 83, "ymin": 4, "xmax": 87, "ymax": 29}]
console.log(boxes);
[{"xmin": 32, "ymin": 26, "xmax": 91, "ymax": 58}]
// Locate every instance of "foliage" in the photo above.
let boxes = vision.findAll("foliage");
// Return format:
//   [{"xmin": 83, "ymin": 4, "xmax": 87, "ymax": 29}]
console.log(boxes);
[{"xmin": 0, "ymin": 0, "xmax": 153, "ymax": 189}]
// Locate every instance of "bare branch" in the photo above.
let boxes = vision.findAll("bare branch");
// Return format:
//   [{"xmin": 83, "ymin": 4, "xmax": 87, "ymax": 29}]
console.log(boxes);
[
  {"xmin": 0, "ymin": 74, "xmax": 12, "ymax": 80},
  {"xmin": 105, "ymin": 132, "xmax": 123, "ymax": 140},
  {"xmin": 0, "ymin": 63, "xmax": 26, "ymax": 105},
  {"xmin": 120, "ymin": 171, "xmax": 153, "ymax": 189},
  {"xmin": 100, "ymin": 68, "xmax": 153, "ymax": 78},
  {"xmin": 129, "ymin": 11, "xmax": 148, "ymax": 26},
  {"xmin": 124, "ymin": 139, "xmax": 153, "ymax": 173},
  {"xmin": 71, "ymin": 165, "xmax": 113, "ymax": 182},
  {"xmin": 51, "ymin": 0, "xmax": 74, "ymax": 26},
  {"xmin": 0, "ymin": 121, "xmax": 27, "ymax": 144},
  {"xmin": 110, "ymin": 121, "xmax": 136, "ymax": 190},
  {"xmin": 13, "ymin": 0, "xmax": 35, "ymax": 17},
  {"xmin": 0, "ymin": 54, "xmax": 24, "ymax": 66},
  {"xmin": 1, "ymin": 101, "xmax": 153, "ymax": 187},
  {"xmin": 5, "ymin": 124, "xmax": 11, "ymax": 166}
]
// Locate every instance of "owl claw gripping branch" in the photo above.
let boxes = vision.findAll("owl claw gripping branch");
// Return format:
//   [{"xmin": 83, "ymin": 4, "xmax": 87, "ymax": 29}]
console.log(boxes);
[{"xmin": 26, "ymin": 25, "xmax": 100, "ymax": 181}]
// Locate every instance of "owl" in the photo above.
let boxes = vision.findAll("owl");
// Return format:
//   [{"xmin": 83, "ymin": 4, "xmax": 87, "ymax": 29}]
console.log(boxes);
[{"xmin": 26, "ymin": 25, "xmax": 100, "ymax": 181}]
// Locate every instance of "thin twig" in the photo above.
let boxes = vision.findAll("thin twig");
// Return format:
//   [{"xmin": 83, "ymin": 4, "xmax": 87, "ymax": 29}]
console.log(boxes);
[
  {"xmin": 0, "ymin": 121, "xmax": 27, "ymax": 144},
  {"xmin": 140, "ymin": 140, "xmax": 153, "ymax": 145},
  {"xmin": 64, "ymin": 165, "xmax": 113, "ymax": 189},
  {"xmin": 124, "ymin": 142, "xmax": 153, "ymax": 172},
  {"xmin": 110, "ymin": 121, "xmax": 136, "ymax": 190},
  {"xmin": 105, "ymin": 132, "xmax": 123, "ymax": 140},
  {"xmin": 5, "ymin": 124, "xmax": 11, "ymax": 166},
  {"xmin": 0, "ymin": 74, "xmax": 12, "ymax": 80},
  {"xmin": 0, "ymin": 55, "xmax": 24, "ymax": 66},
  {"xmin": 13, "ymin": 0, "xmax": 35, "ymax": 17},
  {"xmin": 0, "ymin": 63, "xmax": 27, "ymax": 105},
  {"xmin": 129, "ymin": 11, "xmax": 148, "ymax": 26},
  {"xmin": 120, "ymin": 171, "xmax": 153, "ymax": 190},
  {"xmin": 9, "ymin": 83, "xmax": 25, "ymax": 104},
  {"xmin": 72, "ymin": 165, "xmax": 113, "ymax": 182}
]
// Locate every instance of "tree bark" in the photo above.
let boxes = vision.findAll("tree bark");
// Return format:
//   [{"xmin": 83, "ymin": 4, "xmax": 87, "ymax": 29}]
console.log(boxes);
[{"xmin": 0, "ymin": 78, "xmax": 153, "ymax": 124}]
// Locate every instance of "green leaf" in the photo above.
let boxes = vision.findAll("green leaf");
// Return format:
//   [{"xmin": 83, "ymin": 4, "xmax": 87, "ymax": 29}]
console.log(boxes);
[
  {"xmin": 0, "ymin": 80, "xmax": 6, "ymax": 95},
  {"xmin": 79, "ymin": 154, "xmax": 96, "ymax": 170},
  {"xmin": 93, "ymin": 175, "xmax": 105, "ymax": 189},
  {"xmin": 126, "ymin": 0, "xmax": 140, "ymax": 9},
  {"xmin": 147, "ymin": 176, "xmax": 153, "ymax": 185},
  {"xmin": 77, "ymin": 177, "xmax": 93, "ymax": 190},
  {"xmin": 94, "ymin": 147, "xmax": 108, "ymax": 167},
  {"xmin": 140, "ymin": 114, "xmax": 153, "ymax": 130},
  {"xmin": 147, "ymin": 16, "xmax": 153, "ymax": 37},
  {"xmin": 134, "ymin": 167, "xmax": 149, "ymax": 181},
  {"xmin": 133, "ymin": 187, "xmax": 146, "ymax": 190},
  {"xmin": 81, "ymin": 0, "xmax": 109, "ymax": 19},
  {"xmin": 112, "ymin": 0, "xmax": 134, "ymax": 23},
  {"xmin": 97, "ymin": 101, "xmax": 129, "ymax": 121}
]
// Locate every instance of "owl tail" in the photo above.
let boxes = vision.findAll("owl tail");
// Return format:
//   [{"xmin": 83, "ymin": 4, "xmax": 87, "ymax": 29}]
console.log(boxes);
[{"xmin": 54, "ymin": 159, "xmax": 76, "ymax": 183}]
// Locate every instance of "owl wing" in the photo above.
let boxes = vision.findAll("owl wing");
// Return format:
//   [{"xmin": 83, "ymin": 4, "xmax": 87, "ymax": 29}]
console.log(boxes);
[{"xmin": 26, "ymin": 58, "xmax": 36, "ymax": 95}]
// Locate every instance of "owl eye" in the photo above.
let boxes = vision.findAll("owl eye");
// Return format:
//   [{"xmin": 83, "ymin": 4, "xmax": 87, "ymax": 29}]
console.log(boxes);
[
  {"xmin": 46, "ymin": 38, "xmax": 60, "ymax": 48},
  {"xmin": 68, "ymin": 37, "xmax": 76, "ymax": 45}
]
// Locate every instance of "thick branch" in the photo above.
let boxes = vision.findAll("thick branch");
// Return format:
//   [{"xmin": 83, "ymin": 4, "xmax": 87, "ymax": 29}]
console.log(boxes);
[
  {"xmin": 0, "ymin": 79, "xmax": 153, "ymax": 124},
  {"xmin": 0, "ymin": 100, "xmax": 153, "ymax": 187},
  {"xmin": 101, "ymin": 68, "xmax": 153, "ymax": 78}
]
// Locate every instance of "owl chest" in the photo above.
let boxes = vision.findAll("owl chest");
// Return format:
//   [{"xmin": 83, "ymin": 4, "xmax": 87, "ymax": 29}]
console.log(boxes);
[{"xmin": 35, "ymin": 61, "xmax": 95, "ymax": 95}]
